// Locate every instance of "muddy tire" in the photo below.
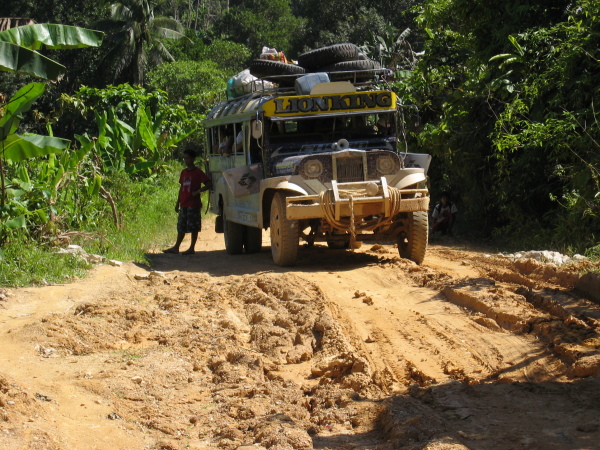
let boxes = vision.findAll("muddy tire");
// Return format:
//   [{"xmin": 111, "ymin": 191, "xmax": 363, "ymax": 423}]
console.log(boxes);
[
  {"xmin": 224, "ymin": 211, "xmax": 244, "ymax": 255},
  {"xmin": 244, "ymin": 226, "xmax": 262, "ymax": 254},
  {"xmin": 249, "ymin": 59, "xmax": 306, "ymax": 78},
  {"xmin": 398, "ymin": 211, "xmax": 428, "ymax": 264},
  {"xmin": 270, "ymin": 192, "xmax": 299, "ymax": 266},
  {"xmin": 298, "ymin": 43, "xmax": 359, "ymax": 70}
]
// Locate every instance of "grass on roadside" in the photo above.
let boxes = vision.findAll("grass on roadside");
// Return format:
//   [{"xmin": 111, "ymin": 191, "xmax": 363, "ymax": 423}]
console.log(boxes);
[
  {"xmin": 81, "ymin": 168, "xmax": 180, "ymax": 263},
  {"xmin": 0, "ymin": 242, "xmax": 90, "ymax": 287},
  {"xmin": 0, "ymin": 164, "xmax": 205, "ymax": 287}
]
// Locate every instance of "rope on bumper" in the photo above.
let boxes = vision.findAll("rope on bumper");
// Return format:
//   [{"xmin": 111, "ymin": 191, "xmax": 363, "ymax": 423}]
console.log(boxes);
[{"xmin": 319, "ymin": 187, "xmax": 405, "ymax": 249}]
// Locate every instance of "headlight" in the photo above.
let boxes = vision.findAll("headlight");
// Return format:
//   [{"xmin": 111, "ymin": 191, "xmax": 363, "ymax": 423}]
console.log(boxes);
[
  {"xmin": 376, "ymin": 155, "xmax": 396, "ymax": 175},
  {"xmin": 304, "ymin": 160, "xmax": 323, "ymax": 178}
]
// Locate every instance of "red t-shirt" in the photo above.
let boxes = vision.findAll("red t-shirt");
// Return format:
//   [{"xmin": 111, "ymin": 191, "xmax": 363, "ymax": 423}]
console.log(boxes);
[{"xmin": 179, "ymin": 167, "xmax": 210, "ymax": 208}]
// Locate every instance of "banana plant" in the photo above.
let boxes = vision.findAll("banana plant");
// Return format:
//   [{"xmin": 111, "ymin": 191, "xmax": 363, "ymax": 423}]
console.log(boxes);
[
  {"xmin": 0, "ymin": 23, "xmax": 103, "ymax": 237},
  {"xmin": 0, "ymin": 23, "xmax": 104, "ymax": 80}
]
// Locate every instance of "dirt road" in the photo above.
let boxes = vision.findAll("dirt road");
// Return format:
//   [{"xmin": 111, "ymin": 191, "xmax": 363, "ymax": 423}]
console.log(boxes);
[{"xmin": 1, "ymin": 222, "xmax": 600, "ymax": 449}]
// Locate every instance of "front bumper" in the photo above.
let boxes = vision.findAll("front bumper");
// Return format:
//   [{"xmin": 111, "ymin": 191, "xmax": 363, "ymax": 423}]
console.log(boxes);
[{"xmin": 285, "ymin": 178, "xmax": 429, "ymax": 220}]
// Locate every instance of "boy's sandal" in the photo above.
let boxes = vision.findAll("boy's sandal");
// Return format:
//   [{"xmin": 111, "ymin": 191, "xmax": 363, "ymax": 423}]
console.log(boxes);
[
  {"xmin": 163, "ymin": 248, "xmax": 179, "ymax": 254},
  {"xmin": 181, "ymin": 249, "xmax": 195, "ymax": 255}
]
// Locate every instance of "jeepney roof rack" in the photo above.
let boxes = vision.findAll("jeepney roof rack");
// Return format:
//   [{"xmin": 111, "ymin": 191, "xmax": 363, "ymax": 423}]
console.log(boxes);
[
  {"xmin": 262, "ymin": 68, "xmax": 392, "ymax": 92},
  {"xmin": 208, "ymin": 67, "xmax": 395, "ymax": 123},
  {"xmin": 226, "ymin": 67, "xmax": 393, "ymax": 99}
]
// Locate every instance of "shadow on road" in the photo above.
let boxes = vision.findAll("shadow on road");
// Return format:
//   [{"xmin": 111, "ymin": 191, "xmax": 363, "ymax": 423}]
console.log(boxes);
[
  {"xmin": 310, "ymin": 377, "xmax": 600, "ymax": 449},
  {"xmin": 146, "ymin": 241, "xmax": 394, "ymax": 277}
]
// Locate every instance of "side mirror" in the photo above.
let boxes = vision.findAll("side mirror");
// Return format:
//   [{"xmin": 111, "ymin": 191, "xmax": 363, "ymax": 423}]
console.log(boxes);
[{"xmin": 251, "ymin": 120, "xmax": 263, "ymax": 139}]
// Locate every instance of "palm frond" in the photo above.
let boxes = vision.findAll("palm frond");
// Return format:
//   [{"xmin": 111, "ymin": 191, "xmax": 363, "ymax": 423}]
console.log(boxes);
[
  {"xmin": 97, "ymin": 0, "xmax": 185, "ymax": 84},
  {"xmin": 99, "ymin": 28, "xmax": 135, "ymax": 82},
  {"xmin": 152, "ymin": 16, "xmax": 184, "ymax": 33},
  {"xmin": 396, "ymin": 27, "xmax": 411, "ymax": 44},
  {"xmin": 148, "ymin": 40, "xmax": 174, "ymax": 65},
  {"xmin": 110, "ymin": 3, "xmax": 134, "ymax": 21},
  {"xmin": 151, "ymin": 26, "xmax": 186, "ymax": 41}
]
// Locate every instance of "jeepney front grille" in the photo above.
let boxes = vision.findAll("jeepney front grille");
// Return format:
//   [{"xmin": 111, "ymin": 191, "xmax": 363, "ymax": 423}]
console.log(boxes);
[{"xmin": 335, "ymin": 157, "xmax": 364, "ymax": 182}]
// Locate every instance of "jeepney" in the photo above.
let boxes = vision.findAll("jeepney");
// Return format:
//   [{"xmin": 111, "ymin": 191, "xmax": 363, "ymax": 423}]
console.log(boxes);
[{"xmin": 204, "ymin": 78, "xmax": 430, "ymax": 266}]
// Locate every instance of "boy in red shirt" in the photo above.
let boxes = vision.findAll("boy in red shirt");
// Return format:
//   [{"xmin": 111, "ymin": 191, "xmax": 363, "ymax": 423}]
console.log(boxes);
[{"xmin": 163, "ymin": 149, "xmax": 211, "ymax": 255}]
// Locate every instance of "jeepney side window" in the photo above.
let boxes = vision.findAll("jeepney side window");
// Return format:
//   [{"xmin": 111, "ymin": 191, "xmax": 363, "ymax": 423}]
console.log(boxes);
[
  {"xmin": 249, "ymin": 120, "xmax": 262, "ymax": 164},
  {"xmin": 209, "ymin": 127, "xmax": 220, "ymax": 155},
  {"xmin": 234, "ymin": 123, "xmax": 242, "ymax": 154},
  {"xmin": 219, "ymin": 125, "xmax": 234, "ymax": 155}
]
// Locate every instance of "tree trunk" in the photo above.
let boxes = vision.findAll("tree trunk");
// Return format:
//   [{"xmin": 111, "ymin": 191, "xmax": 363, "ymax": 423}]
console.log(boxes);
[
  {"xmin": 134, "ymin": 40, "xmax": 144, "ymax": 85},
  {"xmin": 194, "ymin": 0, "xmax": 200, "ymax": 30},
  {"xmin": 0, "ymin": 150, "xmax": 5, "ymax": 208},
  {"xmin": 187, "ymin": 0, "xmax": 192, "ymax": 29}
]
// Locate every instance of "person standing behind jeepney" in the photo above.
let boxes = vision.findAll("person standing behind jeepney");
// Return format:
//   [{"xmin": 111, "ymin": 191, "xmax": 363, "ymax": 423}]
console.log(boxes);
[
  {"xmin": 431, "ymin": 192, "xmax": 458, "ymax": 235},
  {"xmin": 163, "ymin": 149, "xmax": 212, "ymax": 255}
]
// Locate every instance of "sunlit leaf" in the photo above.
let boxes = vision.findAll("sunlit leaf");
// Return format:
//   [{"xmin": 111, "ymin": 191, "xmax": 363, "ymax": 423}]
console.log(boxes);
[
  {"xmin": 0, "ymin": 24, "xmax": 103, "ymax": 51},
  {"xmin": 0, "ymin": 82, "xmax": 46, "ymax": 140},
  {"xmin": 0, "ymin": 42, "xmax": 65, "ymax": 80},
  {"xmin": 3, "ymin": 134, "xmax": 70, "ymax": 162},
  {"xmin": 4, "ymin": 215, "xmax": 26, "ymax": 229}
]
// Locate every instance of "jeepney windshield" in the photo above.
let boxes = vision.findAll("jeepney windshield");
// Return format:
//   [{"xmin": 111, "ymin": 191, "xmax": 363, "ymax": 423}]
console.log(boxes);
[
  {"xmin": 264, "ymin": 112, "xmax": 397, "ymax": 158},
  {"xmin": 267, "ymin": 112, "xmax": 395, "ymax": 145}
]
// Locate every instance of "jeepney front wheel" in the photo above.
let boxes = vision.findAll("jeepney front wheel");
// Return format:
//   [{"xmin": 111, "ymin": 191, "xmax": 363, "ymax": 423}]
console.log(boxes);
[
  {"xmin": 224, "ymin": 210, "xmax": 244, "ymax": 255},
  {"xmin": 270, "ymin": 192, "xmax": 299, "ymax": 266},
  {"xmin": 398, "ymin": 211, "xmax": 428, "ymax": 265}
]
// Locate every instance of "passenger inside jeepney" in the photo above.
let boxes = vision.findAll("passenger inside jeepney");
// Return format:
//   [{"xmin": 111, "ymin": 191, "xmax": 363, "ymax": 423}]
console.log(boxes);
[
  {"xmin": 234, "ymin": 126, "xmax": 244, "ymax": 153},
  {"xmin": 377, "ymin": 115, "xmax": 392, "ymax": 133},
  {"xmin": 218, "ymin": 125, "xmax": 234, "ymax": 155},
  {"xmin": 269, "ymin": 120, "xmax": 284, "ymax": 136}
]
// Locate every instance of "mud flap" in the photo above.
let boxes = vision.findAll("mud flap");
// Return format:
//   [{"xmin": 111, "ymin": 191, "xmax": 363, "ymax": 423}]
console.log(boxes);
[{"xmin": 215, "ymin": 215, "xmax": 224, "ymax": 233}]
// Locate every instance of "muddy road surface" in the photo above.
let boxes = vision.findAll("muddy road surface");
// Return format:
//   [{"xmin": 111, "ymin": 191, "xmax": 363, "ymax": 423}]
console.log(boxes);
[{"xmin": 1, "ymin": 222, "xmax": 600, "ymax": 449}]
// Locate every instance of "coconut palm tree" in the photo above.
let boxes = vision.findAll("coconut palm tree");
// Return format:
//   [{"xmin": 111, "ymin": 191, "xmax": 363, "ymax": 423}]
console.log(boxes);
[{"xmin": 97, "ymin": 0, "xmax": 187, "ymax": 85}]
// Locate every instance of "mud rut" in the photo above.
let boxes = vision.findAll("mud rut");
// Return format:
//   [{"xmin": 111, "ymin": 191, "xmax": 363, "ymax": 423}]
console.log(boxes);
[{"xmin": 1, "ymin": 225, "xmax": 600, "ymax": 450}]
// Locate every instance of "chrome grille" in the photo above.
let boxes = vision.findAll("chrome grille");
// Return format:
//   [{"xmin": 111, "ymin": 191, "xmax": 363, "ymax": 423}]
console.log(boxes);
[{"xmin": 336, "ymin": 157, "xmax": 364, "ymax": 182}]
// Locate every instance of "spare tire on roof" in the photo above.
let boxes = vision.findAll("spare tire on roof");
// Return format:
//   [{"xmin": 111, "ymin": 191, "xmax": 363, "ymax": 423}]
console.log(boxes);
[
  {"xmin": 249, "ymin": 59, "xmax": 306, "ymax": 78},
  {"xmin": 319, "ymin": 59, "xmax": 382, "ymax": 81},
  {"xmin": 298, "ymin": 43, "xmax": 360, "ymax": 71}
]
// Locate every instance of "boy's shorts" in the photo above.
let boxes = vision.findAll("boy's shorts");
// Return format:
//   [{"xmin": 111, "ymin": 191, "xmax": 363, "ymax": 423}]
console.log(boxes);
[{"xmin": 177, "ymin": 207, "xmax": 201, "ymax": 233}]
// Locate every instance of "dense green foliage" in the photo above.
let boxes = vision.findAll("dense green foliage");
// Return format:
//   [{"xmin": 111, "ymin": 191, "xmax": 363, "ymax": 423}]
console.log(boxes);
[
  {"xmin": 0, "ymin": 166, "xmax": 184, "ymax": 286},
  {"xmin": 214, "ymin": 0, "xmax": 304, "ymax": 56},
  {"xmin": 293, "ymin": 0, "xmax": 420, "ymax": 52},
  {"xmin": 394, "ymin": 0, "xmax": 599, "ymax": 251},
  {"xmin": 147, "ymin": 60, "xmax": 227, "ymax": 113}
]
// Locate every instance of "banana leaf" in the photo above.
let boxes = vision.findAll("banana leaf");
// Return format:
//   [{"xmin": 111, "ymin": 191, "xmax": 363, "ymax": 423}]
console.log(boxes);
[
  {"xmin": 0, "ymin": 42, "xmax": 65, "ymax": 80},
  {"xmin": 0, "ymin": 83, "xmax": 46, "ymax": 140},
  {"xmin": 0, "ymin": 24, "xmax": 104, "ymax": 51},
  {"xmin": 2, "ymin": 134, "xmax": 70, "ymax": 162}
]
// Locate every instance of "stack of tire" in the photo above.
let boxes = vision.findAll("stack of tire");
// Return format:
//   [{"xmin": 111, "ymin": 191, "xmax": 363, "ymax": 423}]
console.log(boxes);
[{"xmin": 248, "ymin": 43, "xmax": 381, "ymax": 86}]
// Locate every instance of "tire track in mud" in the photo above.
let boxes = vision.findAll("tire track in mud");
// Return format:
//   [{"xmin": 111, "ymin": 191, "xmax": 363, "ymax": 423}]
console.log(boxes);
[
  {"xmin": 298, "ymin": 249, "xmax": 575, "ymax": 386},
  {"xmin": 430, "ymin": 253, "xmax": 600, "ymax": 379}
]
